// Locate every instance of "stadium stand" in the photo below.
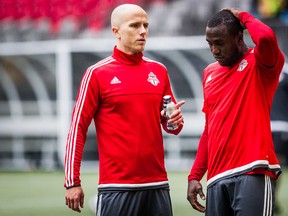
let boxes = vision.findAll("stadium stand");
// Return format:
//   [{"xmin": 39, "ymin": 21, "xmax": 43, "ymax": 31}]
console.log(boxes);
[{"xmin": 0, "ymin": 0, "xmax": 287, "ymax": 42}]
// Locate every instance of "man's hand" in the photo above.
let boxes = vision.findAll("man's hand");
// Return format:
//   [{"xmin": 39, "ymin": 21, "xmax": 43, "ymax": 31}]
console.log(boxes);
[
  {"xmin": 65, "ymin": 186, "xmax": 85, "ymax": 213},
  {"xmin": 168, "ymin": 100, "xmax": 185, "ymax": 127},
  {"xmin": 187, "ymin": 179, "xmax": 206, "ymax": 213},
  {"xmin": 222, "ymin": 8, "xmax": 246, "ymax": 28}
]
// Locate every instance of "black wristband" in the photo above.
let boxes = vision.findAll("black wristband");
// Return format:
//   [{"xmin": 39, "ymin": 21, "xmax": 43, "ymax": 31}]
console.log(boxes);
[{"xmin": 66, "ymin": 184, "xmax": 81, "ymax": 189}]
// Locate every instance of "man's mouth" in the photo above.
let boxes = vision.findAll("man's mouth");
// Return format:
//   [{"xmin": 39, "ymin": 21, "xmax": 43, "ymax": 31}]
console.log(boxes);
[{"xmin": 214, "ymin": 56, "xmax": 223, "ymax": 61}]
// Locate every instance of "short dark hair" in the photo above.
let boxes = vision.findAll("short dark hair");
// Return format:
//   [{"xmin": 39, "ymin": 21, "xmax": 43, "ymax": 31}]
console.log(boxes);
[{"xmin": 207, "ymin": 10, "xmax": 244, "ymax": 35}]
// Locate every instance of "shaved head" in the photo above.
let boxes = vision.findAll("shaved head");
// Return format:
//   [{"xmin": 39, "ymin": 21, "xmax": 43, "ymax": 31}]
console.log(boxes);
[
  {"xmin": 110, "ymin": 4, "xmax": 149, "ymax": 54},
  {"xmin": 111, "ymin": 4, "xmax": 147, "ymax": 28}
]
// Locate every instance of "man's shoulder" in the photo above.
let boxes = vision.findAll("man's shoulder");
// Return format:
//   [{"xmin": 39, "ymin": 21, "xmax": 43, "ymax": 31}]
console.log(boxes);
[
  {"xmin": 205, "ymin": 62, "xmax": 220, "ymax": 72},
  {"xmin": 142, "ymin": 56, "xmax": 167, "ymax": 70},
  {"xmin": 88, "ymin": 56, "xmax": 115, "ymax": 72}
]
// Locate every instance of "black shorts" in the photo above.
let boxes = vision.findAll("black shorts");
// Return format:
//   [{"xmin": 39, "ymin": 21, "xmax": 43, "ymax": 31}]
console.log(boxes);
[
  {"xmin": 206, "ymin": 175, "xmax": 276, "ymax": 216},
  {"xmin": 96, "ymin": 186, "xmax": 172, "ymax": 216}
]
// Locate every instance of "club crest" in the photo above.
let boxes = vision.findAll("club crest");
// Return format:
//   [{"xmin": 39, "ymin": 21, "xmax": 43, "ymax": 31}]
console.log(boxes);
[
  {"xmin": 147, "ymin": 72, "xmax": 160, "ymax": 86},
  {"xmin": 237, "ymin": 59, "xmax": 248, "ymax": 72}
]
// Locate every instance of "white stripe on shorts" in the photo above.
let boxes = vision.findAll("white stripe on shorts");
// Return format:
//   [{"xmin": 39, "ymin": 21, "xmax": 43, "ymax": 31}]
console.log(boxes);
[
  {"xmin": 263, "ymin": 175, "xmax": 272, "ymax": 216},
  {"xmin": 96, "ymin": 194, "xmax": 102, "ymax": 216}
]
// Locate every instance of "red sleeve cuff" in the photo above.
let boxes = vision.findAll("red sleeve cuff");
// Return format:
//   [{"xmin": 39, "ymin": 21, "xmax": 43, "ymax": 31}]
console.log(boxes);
[{"xmin": 188, "ymin": 174, "xmax": 201, "ymax": 182}]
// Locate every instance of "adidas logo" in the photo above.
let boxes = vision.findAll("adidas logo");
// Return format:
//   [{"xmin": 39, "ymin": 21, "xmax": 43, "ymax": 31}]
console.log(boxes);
[
  {"xmin": 206, "ymin": 74, "xmax": 212, "ymax": 83},
  {"xmin": 110, "ymin": 76, "xmax": 121, "ymax": 84}
]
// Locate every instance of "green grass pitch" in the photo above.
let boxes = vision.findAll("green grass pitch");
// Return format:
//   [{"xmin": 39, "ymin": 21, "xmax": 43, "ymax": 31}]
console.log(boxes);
[{"xmin": 0, "ymin": 170, "xmax": 287, "ymax": 216}]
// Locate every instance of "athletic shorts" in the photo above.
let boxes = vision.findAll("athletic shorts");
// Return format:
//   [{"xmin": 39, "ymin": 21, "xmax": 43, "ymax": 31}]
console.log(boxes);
[
  {"xmin": 96, "ymin": 187, "xmax": 173, "ymax": 216},
  {"xmin": 206, "ymin": 175, "xmax": 276, "ymax": 216}
]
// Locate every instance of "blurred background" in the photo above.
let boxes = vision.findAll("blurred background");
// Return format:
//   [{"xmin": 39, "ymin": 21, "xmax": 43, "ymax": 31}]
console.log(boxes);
[
  {"xmin": 0, "ymin": 0, "xmax": 287, "ymax": 215},
  {"xmin": 0, "ymin": 0, "xmax": 287, "ymax": 42}
]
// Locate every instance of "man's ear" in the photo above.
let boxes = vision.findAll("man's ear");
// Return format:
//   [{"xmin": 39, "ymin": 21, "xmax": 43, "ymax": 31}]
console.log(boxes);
[
  {"xmin": 238, "ymin": 32, "xmax": 244, "ymax": 43},
  {"xmin": 112, "ymin": 27, "xmax": 120, "ymax": 39}
]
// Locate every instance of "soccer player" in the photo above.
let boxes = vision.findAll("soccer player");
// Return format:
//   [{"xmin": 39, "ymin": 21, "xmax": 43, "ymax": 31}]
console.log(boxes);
[
  {"xmin": 64, "ymin": 3, "xmax": 185, "ymax": 215},
  {"xmin": 187, "ymin": 8, "xmax": 285, "ymax": 216}
]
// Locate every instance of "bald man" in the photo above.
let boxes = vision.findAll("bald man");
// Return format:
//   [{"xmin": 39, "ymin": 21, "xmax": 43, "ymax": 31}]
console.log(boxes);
[{"xmin": 64, "ymin": 4, "xmax": 185, "ymax": 215}]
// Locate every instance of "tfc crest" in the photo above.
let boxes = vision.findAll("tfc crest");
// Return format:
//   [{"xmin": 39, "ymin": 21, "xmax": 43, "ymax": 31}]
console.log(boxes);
[
  {"xmin": 147, "ymin": 72, "xmax": 160, "ymax": 86},
  {"xmin": 237, "ymin": 59, "xmax": 248, "ymax": 72}
]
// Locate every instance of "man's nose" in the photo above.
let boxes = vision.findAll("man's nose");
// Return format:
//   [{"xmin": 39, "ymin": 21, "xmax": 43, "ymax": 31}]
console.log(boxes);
[
  {"xmin": 211, "ymin": 46, "xmax": 220, "ymax": 55},
  {"xmin": 140, "ymin": 25, "xmax": 148, "ymax": 34}
]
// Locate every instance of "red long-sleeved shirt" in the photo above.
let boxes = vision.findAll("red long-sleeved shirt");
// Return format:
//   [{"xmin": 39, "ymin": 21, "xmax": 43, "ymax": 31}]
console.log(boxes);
[
  {"xmin": 188, "ymin": 12, "xmax": 284, "ymax": 187},
  {"xmin": 65, "ymin": 47, "xmax": 183, "ymax": 189}
]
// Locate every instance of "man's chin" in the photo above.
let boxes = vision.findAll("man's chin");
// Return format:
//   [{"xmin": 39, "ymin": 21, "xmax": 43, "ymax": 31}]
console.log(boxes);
[
  {"xmin": 134, "ymin": 46, "xmax": 145, "ymax": 53},
  {"xmin": 217, "ymin": 60, "xmax": 230, "ymax": 66}
]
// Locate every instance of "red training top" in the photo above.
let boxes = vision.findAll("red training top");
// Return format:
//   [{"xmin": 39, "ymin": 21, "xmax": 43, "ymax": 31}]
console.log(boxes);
[
  {"xmin": 188, "ymin": 12, "xmax": 285, "ymax": 187},
  {"xmin": 65, "ymin": 46, "xmax": 183, "ymax": 189}
]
